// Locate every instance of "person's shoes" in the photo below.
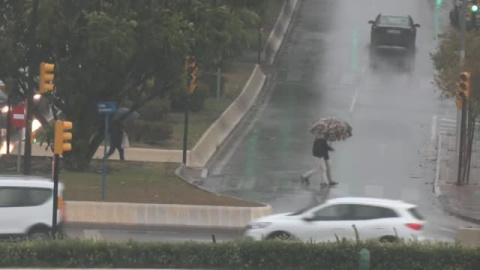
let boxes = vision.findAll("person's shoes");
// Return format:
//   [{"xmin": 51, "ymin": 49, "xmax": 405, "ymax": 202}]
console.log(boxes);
[
  {"xmin": 300, "ymin": 175, "xmax": 310, "ymax": 186},
  {"xmin": 320, "ymin": 182, "xmax": 328, "ymax": 187},
  {"xmin": 328, "ymin": 181, "xmax": 338, "ymax": 186}
]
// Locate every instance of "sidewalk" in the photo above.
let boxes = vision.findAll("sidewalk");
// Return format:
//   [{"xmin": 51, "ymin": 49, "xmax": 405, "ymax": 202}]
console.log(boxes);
[{"xmin": 436, "ymin": 132, "xmax": 480, "ymax": 223}]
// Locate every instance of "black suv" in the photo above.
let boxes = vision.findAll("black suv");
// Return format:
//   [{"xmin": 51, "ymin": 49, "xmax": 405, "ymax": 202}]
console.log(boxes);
[{"xmin": 369, "ymin": 14, "xmax": 420, "ymax": 51}]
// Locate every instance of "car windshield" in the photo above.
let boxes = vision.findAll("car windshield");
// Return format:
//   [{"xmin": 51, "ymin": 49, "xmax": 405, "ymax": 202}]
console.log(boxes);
[
  {"xmin": 378, "ymin": 16, "xmax": 410, "ymax": 27},
  {"xmin": 288, "ymin": 204, "xmax": 318, "ymax": 215}
]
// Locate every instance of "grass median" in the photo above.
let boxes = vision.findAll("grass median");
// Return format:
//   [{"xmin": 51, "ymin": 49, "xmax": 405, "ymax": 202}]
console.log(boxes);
[{"xmin": 0, "ymin": 156, "xmax": 260, "ymax": 207}]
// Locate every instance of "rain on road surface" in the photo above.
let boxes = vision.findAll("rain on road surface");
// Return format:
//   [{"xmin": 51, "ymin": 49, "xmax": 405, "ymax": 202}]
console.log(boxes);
[{"xmin": 202, "ymin": 0, "xmax": 476, "ymax": 241}]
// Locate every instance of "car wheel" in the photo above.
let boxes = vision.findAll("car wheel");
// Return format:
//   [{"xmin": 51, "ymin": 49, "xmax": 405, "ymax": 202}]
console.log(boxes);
[
  {"xmin": 379, "ymin": 235, "xmax": 399, "ymax": 243},
  {"xmin": 266, "ymin": 231, "xmax": 295, "ymax": 241},
  {"xmin": 28, "ymin": 230, "xmax": 51, "ymax": 241}
]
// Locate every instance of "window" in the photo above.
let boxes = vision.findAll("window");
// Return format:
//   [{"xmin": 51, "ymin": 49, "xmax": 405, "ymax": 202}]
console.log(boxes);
[
  {"xmin": 351, "ymin": 205, "xmax": 398, "ymax": 220},
  {"xmin": 0, "ymin": 187, "xmax": 51, "ymax": 207},
  {"xmin": 27, "ymin": 188, "xmax": 52, "ymax": 205},
  {"xmin": 312, "ymin": 204, "xmax": 351, "ymax": 221},
  {"xmin": 408, "ymin": 207, "xmax": 424, "ymax": 220},
  {"xmin": 379, "ymin": 16, "xmax": 410, "ymax": 27}
]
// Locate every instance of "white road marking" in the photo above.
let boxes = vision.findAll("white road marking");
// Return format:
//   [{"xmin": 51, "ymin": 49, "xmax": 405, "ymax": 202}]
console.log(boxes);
[
  {"xmin": 349, "ymin": 89, "xmax": 359, "ymax": 113},
  {"xmin": 431, "ymin": 115, "xmax": 437, "ymax": 141}
]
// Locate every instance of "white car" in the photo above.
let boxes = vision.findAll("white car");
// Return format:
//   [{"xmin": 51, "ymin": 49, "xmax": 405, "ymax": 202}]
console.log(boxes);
[
  {"xmin": 0, "ymin": 175, "xmax": 65, "ymax": 240},
  {"xmin": 244, "ymin": 197, "xmax": 426, "ymax": 242}
]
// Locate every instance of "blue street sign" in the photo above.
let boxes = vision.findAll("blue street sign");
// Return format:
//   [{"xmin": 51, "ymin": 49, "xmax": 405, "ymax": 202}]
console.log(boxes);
[{"xmin": 97, "ymin": 101, "xmax": 118, "ymax": 114}]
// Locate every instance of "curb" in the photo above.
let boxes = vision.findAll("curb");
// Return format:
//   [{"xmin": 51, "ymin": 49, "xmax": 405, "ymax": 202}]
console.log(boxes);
[
  {"xmin": 434, "ymin": 132, "xmax": 480, "ymax": 224},
  {"xmin": 174, "ymin": 165, "xmax": 271, "ymax": 209}
]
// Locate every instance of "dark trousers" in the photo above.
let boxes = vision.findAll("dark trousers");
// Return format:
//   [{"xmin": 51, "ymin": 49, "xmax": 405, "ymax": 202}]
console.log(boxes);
[{"xmin": 106, "ymin": 145, "xmax": 125, "ymax": 160}]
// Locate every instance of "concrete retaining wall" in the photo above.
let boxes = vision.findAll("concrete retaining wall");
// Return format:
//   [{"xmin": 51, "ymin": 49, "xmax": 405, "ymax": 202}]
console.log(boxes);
[
  {"xmin": 188, "ymin": 65, "xmax": 266, "ymax": 167},
  {"xmin": 263, "ymin": 0, "xmax": 299, "ymax": 65},
  {"xmin": 66, "ymin": 201, "xmax": 273, "ymax": 228},
  {"xmin": 188, "ymin": 0, "xmax": 299, "ymax": 168},
  {"xmin": 456, "ymin": 227, "xmax": 480, "ymax": 248}
]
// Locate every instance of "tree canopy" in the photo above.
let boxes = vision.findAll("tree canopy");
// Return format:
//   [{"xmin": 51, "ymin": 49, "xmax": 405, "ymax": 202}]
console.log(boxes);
[
  {"xmin": 0, "ymin": 0, "xmax": 264, "ymax": 169},
  {"xmin": 431, "ymin": 28, "xmax": 480, "ymax": 103}
]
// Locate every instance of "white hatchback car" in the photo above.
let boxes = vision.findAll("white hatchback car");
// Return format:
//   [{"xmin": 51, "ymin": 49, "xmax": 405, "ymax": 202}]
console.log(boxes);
[
  {"xmin": 244, "ymin": 197, "xmax": 426, "ymax": 242},
  {"xmin": 0, "ymin": 176, "xmax": 65, "ymax": 240}
]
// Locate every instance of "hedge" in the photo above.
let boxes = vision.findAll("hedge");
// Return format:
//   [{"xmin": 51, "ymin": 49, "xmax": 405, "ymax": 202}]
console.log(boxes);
[{"xmin": 0, "ymin": 240, "xmax": 479, "ymax": 270}]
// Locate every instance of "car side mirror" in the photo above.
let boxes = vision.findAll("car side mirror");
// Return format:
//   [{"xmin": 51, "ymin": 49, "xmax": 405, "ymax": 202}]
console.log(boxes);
[
  {"xmin": 303, "ymin": 213, "xmax": 315, "ymax": 222},
  {"xmin": 414, "ymin": 23, "xmax": 420, "ymax": 27},
  {"xmin": 368, "ymin": 20, "xmax": 375, "ymax": 24}
]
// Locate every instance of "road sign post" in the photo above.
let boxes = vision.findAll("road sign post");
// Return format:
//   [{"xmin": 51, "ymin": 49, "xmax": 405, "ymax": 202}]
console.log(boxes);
[
  {"xmin": 11, "ymin": 103, "xmax": 26, "ymax": 173},
  {"xmin": 97, "ymin": 102, "xmax": 118, "ymax": 200}
]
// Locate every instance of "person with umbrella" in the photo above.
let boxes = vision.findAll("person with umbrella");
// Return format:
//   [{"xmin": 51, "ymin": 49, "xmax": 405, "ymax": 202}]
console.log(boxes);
[
  {"xmin": 301, "ymin": 117, "xmax": 352, "ymax": 186},
  {"xmin": 105, "ymin": 108, "xmax": 138, "ymax": 161},
  {"xmin": 105, "ymin": 119, "xmax": 126, "ymax": 161},
  {"xmin": 301, "ymin": 137, "xmax": 337, "ymax": 186}
]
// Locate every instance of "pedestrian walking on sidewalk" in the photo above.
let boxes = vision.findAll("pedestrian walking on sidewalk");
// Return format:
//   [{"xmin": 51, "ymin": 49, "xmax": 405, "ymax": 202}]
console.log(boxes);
[
  {"xmin": 106, "ymin": 120, "xmax": 128, "ymax": 161},
  {"xmin": 301, "ymin": 138, "xmax": 337, "ymax": 186}
]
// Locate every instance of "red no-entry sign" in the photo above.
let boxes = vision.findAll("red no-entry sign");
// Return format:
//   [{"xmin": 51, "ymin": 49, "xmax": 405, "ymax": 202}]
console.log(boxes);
[{"xmin": 11, "ymin": 104, "xmax": 26, "ymax": 129}]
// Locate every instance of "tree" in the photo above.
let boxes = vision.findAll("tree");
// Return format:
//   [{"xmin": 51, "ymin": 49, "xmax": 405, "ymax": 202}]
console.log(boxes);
[
  {"xmin": 0, "ymin": 0, "xmax": 260, "ymax": 169},
  {"xmin": 431, "ymin": 28, "xmax": 480, "ymax": 185}
]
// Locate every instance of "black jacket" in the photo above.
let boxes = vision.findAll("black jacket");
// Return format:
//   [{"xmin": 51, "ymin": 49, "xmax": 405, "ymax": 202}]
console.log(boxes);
[
  {"xmin": 110, "ymin": 120, "xmax": 124, "ymax": 146},
  {"xmin": 312, "ymin": 138, "xmax": 333, "ymax": 159}
]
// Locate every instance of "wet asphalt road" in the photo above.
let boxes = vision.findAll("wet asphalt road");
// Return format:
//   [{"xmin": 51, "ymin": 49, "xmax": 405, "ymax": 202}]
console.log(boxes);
[{"xmin": 200, "ymin": 0, "xmax": 477, "ymax": 242}]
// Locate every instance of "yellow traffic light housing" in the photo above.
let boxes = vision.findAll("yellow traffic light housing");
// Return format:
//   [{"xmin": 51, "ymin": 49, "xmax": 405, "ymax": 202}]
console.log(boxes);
[
  {"xmin": 54, "ymin": 120, "xmax": 72, "ymax": 154},
  {"xmin": 459, "ymin": 72, "xmax": 471, "ymax": 99},
  {"xmin": 185, "ymin": 55, "xmax": 199, "ymax": 94},
  {"xmin": 31, "ymin": 131, "xmax": 37, "ymax": 144},
  {"xmin": 189, "ymin": 66, "xmax": 199, "ymax": 94},
  {"xmin": 39, "ymin": 62, "xmax": 55, "ymax": 94}
]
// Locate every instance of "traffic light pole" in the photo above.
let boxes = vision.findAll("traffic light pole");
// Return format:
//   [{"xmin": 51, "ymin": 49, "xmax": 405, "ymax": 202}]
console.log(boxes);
[
  {"xmin": 6, "ymin": 94, "xmax": 11, "ymax": 155},
  {"xmin": 182, "ymin": 96, "xmax": 190, "ymax": 165},
  {"xmin": 51, "ymin": 153, "xmax": 60, "ymax": 238},
  {"xmin": 456, "ymin": 0, "xmax": 467, "ymax": 179},
  {"xmin": 457, "ymin": 94, "xmax": 467, "ymax": 185}
]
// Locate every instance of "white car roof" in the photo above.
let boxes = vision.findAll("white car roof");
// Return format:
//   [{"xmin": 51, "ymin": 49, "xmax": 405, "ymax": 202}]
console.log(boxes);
[
  {"xmin": 0, "ymin": 175, "xmax": 62, "ymax": 189},
  {"xmin": 326, "ymin": 197, "xmax": 416, "ymax": 209}
]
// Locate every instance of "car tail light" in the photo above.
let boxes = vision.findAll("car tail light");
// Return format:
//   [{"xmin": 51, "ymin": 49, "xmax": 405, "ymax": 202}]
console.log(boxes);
[{"xmin": 405, "ymin": 223, "xmax": 422, "ymax": 231}]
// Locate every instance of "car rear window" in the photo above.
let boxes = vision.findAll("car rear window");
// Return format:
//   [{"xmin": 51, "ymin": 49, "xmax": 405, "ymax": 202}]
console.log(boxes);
[
  {"xmin": 379, "ymin": 16, "xmax": 410, "ymax": 27},
  {"xmin": 408, "ymin": 207, "xmax": 424, "ymax": 220}
]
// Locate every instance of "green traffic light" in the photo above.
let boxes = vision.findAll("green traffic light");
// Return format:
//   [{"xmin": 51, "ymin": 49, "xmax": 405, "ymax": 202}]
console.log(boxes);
[{"xmin": 472, "ymin": 5, "xmax": 478, "ymax": 12}]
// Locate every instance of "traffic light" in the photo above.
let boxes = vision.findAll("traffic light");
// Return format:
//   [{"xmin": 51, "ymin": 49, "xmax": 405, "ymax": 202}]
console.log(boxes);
[
  {"xmin": 31, "ymin": 131, "xmax": 37, "ymax": 144},
  {"xmin": 189, "ymin": 66, "xmax": 199, "ymax": 94},
  {"xmin": 456, "ymin": 72, "xmax": 471, "ymax": 108},
  {"xmin": 54, "ymin": 120, "xmax": 72, "ymax": 154},
  {"xmin": 472, "ymin": 0, "xmax": 478, "ymax": 12},
  {"xmin": 185, "ymin": 56, "xmax": 199, "ymax": 94},
  {"xmin": 459, "ymin": 72, "xmax": 471, "ymax": 99},
  {"xmin": 39, "ymin": 62, "xmax": 55, "ymax": 94}
]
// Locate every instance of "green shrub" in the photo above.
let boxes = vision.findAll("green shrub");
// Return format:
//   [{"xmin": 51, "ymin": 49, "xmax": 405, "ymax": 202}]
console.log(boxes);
[
  {"xmin": 0, "ymin": 240, "xmax": 479, "ymax": 270},
  {"xmin": 125, "ymin": 120, "xmax": 173, "ymax": 144},
  {"xmin": 138, "ymin": 98, "xmax": 170, "ymax": 121}
]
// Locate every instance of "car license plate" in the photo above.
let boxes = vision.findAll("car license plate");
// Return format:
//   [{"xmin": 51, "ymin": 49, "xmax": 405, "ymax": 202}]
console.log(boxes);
[{"xmin": 387, "ymin": 29, "xmax": 401, "ymax": 34}]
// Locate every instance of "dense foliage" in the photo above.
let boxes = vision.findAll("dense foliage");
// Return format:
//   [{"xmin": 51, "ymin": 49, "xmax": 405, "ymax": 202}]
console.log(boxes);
[
  {"xmin": 0, "ymin": 239, "xmax": 478, "ymax": 270},
  {"xmin": 0, "ymin": 0, "xmax": 271, "ymax": 168}
]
